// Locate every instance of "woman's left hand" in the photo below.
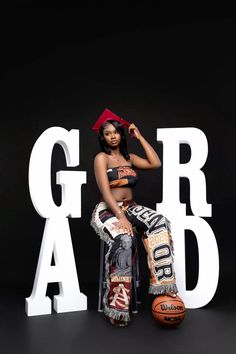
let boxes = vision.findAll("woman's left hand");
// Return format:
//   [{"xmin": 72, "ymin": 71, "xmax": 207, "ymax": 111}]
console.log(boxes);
[{"xmin": 128, "ymin": 123, "xmax": 142, "ymax": 140}]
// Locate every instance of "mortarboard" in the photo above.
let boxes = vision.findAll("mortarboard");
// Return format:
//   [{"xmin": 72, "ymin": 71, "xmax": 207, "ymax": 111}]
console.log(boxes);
[{"xmin": 92, "ymin": 108, "xmax": 130, "ymax": 133}]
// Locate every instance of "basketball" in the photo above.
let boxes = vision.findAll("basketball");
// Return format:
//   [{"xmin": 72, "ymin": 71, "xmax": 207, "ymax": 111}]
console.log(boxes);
[{"xmin": 152, "ymin": 295, "xmax": 186, "ymax": 327}]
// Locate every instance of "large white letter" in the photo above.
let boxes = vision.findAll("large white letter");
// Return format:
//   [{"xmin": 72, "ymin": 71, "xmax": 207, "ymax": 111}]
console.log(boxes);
[
  {"xmin": 157, "ymin": 128, "xmax": 219, "ymax": 308},
  {"xmin": 28, "ymin": 127, "xmax": 86, "ymax": 218},
  {"xmin": 26, "ymin": 127, "xmax": 87, "ymax": 316}
]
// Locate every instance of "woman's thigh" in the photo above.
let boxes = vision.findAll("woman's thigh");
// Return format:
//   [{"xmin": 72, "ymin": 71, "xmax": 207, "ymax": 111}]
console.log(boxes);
[{"xmin": 125, "ymin": 203, "xmax": 170, "ymax": 236}]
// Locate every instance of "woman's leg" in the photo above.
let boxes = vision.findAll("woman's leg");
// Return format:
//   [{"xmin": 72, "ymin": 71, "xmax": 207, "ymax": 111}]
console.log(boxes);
[
  {"xmin": 91, "ymin": 202, "xmax": 135, "ymax": 324},
  {"xmin": 125, "ymin": 203, "xmax": 178, "ymax": 296},
  {"xmin": 107, "ymin": 233, "xmax": 134, "ymax": 325}
]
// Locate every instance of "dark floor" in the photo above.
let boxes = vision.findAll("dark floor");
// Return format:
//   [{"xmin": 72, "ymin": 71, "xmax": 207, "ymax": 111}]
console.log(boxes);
[{"xmin": 0, "ymin": 286, "xmax": 235, "ymax": 354}]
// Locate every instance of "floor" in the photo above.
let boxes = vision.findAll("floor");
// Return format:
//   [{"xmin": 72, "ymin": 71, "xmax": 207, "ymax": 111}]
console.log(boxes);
[{"xmin": 0, "ymin": 286, "xmax": 235, "ymax": 354}]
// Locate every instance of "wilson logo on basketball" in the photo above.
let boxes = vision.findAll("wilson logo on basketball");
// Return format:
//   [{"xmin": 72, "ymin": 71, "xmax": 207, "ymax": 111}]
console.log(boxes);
[{"xmin": 161, "ymin": 304, "xmax": 184, "ymax": 311}]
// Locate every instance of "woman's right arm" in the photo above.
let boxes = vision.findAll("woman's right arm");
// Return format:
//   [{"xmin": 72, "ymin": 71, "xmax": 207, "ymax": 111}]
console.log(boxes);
[{"xmin": 94, "ymin": 153, "xmax": 133, "ymax": 236}]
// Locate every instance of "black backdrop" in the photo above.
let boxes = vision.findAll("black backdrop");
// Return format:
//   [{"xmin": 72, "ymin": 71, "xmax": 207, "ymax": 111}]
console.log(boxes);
[{"xmin": 0, "ymin": 3, "xmax": 235, "ymax": 309}]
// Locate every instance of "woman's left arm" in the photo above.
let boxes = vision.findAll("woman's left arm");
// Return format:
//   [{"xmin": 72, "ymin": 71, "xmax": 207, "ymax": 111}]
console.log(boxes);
[{"xmin": 128, "ymin": 123, "xmax": 161, "ymax": 169}]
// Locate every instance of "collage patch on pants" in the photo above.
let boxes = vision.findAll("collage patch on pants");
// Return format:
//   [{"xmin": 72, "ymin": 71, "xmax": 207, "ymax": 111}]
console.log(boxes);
[
  {"xmin": 143, "ymin": 230, "xmax": 175, "ymax": 287},
  {"xmin": 109, "ymin": 276, "xmax": 132, "ymax": 311}
]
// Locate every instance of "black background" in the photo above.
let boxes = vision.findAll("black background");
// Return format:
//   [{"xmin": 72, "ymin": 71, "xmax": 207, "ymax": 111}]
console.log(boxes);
[{"xmin": 0, "ymin": 1, "xmax": 236, "ymax": 323}]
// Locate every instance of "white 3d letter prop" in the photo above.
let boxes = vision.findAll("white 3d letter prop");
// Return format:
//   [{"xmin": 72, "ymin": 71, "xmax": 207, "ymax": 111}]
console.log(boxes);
[
  {"xmin": 25, "ymin": 127, "xmax": 87, "ymax": 316},
  {"xmin": 156, "ymin": 128, "xmax": 219, "ymax": 308}
]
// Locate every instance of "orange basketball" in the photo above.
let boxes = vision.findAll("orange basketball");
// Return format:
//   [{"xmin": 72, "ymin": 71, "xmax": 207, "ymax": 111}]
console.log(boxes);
[{"xmin": 152, "ymin": 295, "xmax": 186, "ymax": 327}]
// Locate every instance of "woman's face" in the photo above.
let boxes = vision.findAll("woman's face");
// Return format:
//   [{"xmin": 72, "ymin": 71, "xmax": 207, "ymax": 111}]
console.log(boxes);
[{"xmin": 103, "ymin": 123, "xmax": 121, "ymax": 148}]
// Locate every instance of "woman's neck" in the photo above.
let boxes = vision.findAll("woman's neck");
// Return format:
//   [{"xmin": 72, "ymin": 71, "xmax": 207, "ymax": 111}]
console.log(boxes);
[
  {"xmin": 110, "ymin": 147, "xmax": 120, "ymax": 155},
  {"xmin": 110, "ymin": 149, "xmax": 122, "ymax": 163}
]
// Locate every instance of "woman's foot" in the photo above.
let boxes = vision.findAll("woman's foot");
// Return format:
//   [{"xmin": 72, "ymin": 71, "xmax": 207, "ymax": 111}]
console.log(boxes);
[{"xmin": 109, "ymin": 318, "xmax": 129, "ymax": 327}]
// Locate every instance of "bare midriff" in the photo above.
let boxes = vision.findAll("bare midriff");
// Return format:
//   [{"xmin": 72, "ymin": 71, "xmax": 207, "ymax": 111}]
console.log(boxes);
[
  {"xmin": 101, "ymin": 187, "xmax": 133, "ymax": 203},
  {"xmin": 110, "ymin": 187, "xmax": 133, "ymax": 202}
]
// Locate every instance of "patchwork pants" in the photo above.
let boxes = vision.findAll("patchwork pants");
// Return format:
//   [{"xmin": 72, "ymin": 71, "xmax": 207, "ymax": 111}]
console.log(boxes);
[{"xmin": 91, "ymin": 200, "xmax": 178, "ymax": 322}]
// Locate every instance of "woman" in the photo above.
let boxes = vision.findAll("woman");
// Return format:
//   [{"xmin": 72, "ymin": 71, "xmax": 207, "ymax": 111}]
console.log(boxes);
[{"xmin": 91, "ymin": 108, "xmax": 178, "ymax": 327}]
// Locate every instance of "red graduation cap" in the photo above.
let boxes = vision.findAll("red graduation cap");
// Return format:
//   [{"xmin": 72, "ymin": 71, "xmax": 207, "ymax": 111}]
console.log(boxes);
[{"xmin": 92, "ymin": 108, "xmax": 130, "ymax": 133}]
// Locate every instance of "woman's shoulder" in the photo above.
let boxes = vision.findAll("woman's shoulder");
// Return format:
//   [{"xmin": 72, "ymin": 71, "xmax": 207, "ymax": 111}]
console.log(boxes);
[
  {"xmin": 94, "ymin": 152, "xmax": 109, "ymax": 166},
  {"xmin": 94, "ymin": 152, "xmax": 107, "ymax": 160}
]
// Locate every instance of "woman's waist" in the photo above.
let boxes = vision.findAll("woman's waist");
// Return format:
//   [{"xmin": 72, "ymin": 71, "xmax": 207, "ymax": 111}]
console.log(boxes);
[
  {"xmin": 109, "ymin": 187, "xmax": 133, "ymax": 199},
  {"xmin": 100, "ymin": 191, "xmax": 133, "ymax": 204}
]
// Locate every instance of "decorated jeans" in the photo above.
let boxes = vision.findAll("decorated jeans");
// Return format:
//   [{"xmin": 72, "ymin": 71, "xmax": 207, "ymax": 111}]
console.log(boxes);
[{"xmin": 91, "ymin": 200, "xmax": 178, "ymax": 322}]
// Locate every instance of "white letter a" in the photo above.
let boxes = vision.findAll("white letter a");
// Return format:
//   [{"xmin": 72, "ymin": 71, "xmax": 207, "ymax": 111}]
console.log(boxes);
[{"xmin": 25, "ymin": 218, "xmax": 87, "ymax": 316}]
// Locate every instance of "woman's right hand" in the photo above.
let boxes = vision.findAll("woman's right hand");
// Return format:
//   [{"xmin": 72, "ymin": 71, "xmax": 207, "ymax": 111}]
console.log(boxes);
[{"xmin": 117, "ymin": 214, "xmax": 134, "ymax": 236}]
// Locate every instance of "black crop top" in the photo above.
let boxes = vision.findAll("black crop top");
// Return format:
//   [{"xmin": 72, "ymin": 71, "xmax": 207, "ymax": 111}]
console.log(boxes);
[{"xmin": 107, "ymin": 165, "xmax": 138, "ymax": 189}]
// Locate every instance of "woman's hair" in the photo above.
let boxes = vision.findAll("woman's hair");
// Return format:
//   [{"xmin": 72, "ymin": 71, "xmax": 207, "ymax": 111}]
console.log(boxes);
[{"xmin": 98, "ymin": 120, "xmax": 130, "ymax": 161}]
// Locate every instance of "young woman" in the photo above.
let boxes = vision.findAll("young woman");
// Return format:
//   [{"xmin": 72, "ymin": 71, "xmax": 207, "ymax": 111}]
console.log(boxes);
[{"xmin": 91, "ymin": 109, "xmax": 178, "ymax": 327}]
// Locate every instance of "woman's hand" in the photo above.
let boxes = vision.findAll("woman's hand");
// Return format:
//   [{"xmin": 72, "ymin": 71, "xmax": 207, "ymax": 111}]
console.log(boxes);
[
  {"xmin": 128, "ymin": 123, "xmax": 142, "ymax": 140},
  {"xmin": 117, "ymin": 214, "xmax": 134, "ymax": 236}
]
